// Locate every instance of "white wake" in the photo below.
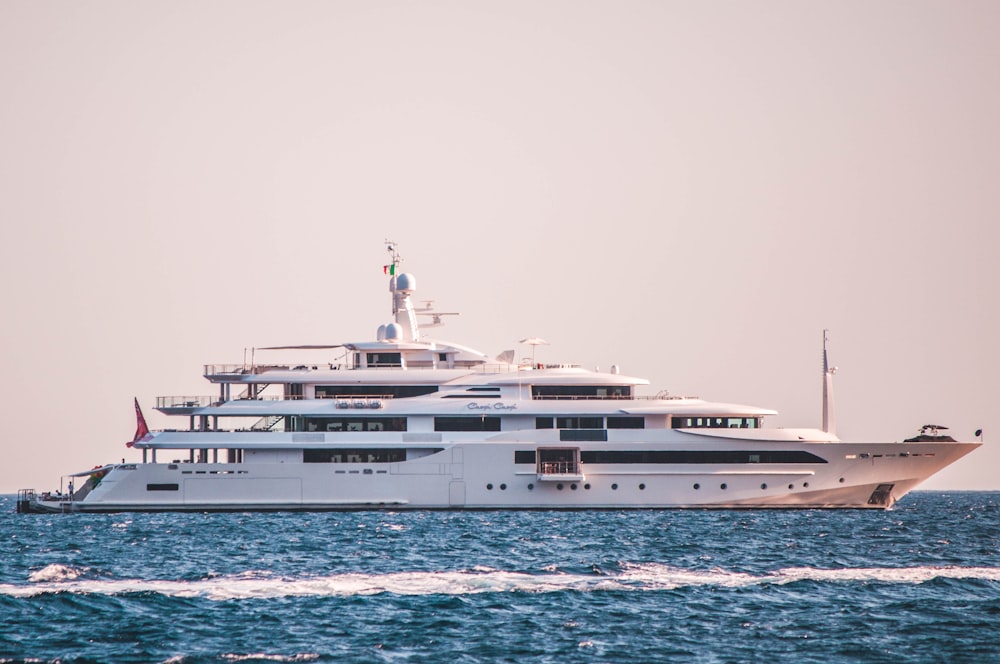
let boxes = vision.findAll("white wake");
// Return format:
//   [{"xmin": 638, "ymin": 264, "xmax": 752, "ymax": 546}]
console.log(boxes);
[{"xmin": 2, "ymin": 562, "xmax": 998, "ymax": 601}]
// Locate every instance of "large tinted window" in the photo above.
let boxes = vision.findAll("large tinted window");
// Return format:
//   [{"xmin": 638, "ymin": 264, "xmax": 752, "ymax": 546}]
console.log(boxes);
[
  {"xmin": 305, "ymin": 417, "xmax": 407, "ymax": 432},
  {"xmin": 580, "ymin": 450, "xmax": 826, "ymax": 464},
  {"xmin": 671, "ymin": 416, "xmax": 760, "ymax": 429},
  {"xmin": 535, "ymin": 417, "xmax": 554, "ymax": 429},
  {"xmin": 367, "ymin": 353, "xmax": 402, "ymax": 367},
  {"xmin": 304, "ymin": 449, "xmax": 406, "ymax": 463},
  {"xmin": 515, "ymin": 450, "xmax": 536, "ymax": 464},
  {"xmin": 434, "ymin": 417, "xmax": 501, "ymax": 432},
  {"xmin": 556, "ymin": 417, "xmax": 604, "ymax": 429},
  {"xmin": 607, "ymin": 416, "xmax": 644, "ymax": 429},
  {"xmin": 531, "ymin": 386, "xmax": 631, "ymax": 399},
  {"xmin": 316, "ymin": 385, "xmax": 438, "ymax": 399},
  {"xmin": 515, "ymin": 449, "xmax": 825, "ymax": 464}
]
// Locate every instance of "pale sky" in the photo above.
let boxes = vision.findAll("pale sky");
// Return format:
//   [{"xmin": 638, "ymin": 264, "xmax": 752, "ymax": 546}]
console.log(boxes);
[{"xmin": 1, "ymin": 1, "xmax": 997, "ymax": 493}]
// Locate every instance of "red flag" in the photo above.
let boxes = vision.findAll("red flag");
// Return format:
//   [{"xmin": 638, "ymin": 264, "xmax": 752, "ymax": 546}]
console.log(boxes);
[{"xmin": 129, "ymin": 397, "xmax": 150, "ymax": 447}]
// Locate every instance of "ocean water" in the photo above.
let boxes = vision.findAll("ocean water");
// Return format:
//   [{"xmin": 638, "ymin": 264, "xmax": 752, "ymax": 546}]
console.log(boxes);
[{"xmin": 1, "ymin": 492, "xmax": 998, "ymax": 663}]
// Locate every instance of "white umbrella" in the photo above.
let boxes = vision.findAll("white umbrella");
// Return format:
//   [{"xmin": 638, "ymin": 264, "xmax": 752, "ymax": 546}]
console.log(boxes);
[{"xmin": 519, "ymin": 337, "xmax": 549, "ymax": 365}]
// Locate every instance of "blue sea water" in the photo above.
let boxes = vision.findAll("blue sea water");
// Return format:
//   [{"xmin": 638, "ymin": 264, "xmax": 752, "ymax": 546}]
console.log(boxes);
[{"xmin": 1, "ymin": 492, "xmax": 998, "ymax": 663}]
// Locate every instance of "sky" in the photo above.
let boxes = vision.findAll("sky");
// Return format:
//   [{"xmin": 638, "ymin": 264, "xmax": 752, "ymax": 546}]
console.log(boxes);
[{"xmin": 1, "ymin": 1, "xmax": 997, "ymax": 493}]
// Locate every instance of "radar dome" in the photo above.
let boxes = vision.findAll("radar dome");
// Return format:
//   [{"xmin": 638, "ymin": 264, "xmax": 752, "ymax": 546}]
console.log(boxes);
[
  {"xmin": 395, "ymin": 273, "xmax": 416, "ymax": 293},
  {"xmin": 376, "ymin": 324, "xmax": 386, "ymax": 341},
  {"xmin": 384, "ymin": 323, "xmax": 403, "ymax": 340}
]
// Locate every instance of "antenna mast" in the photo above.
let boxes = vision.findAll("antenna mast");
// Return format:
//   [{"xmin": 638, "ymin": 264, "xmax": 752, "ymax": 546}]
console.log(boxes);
[
  {"xmin": 385, "ymin": 240, "xmax": 401, "ymax": 315},
  {"xmin": 822, "ymin": 329, "xmax": 837, "ymax": 435}
]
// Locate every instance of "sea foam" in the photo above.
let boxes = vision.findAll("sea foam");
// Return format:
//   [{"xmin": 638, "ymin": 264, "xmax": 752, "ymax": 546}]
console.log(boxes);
[{"xmin": 3, "ymin": 564, "xmax": 998, "ymax": 601}]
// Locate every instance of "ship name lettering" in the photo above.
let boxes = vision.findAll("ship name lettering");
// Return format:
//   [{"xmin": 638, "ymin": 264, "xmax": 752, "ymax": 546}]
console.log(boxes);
[{"xmin": 467, "ymin": 402, "xmax": 518, "ymax": 411}]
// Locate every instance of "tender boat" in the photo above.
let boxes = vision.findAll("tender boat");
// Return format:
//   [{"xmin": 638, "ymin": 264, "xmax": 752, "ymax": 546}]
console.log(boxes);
[{"xmin": 16, "ymin": 243, "xmax": 979, "ymax": 512}]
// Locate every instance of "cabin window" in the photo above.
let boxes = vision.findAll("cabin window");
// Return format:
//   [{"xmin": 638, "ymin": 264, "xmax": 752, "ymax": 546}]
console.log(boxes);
[
  {"xmin": 670, "ymin": 416, "xmax": 761, "ymax": 429},
  {"xmin": 304, "ymin": 448, "xmax": 406, "ymax": 463},
  {"xmin": 561, "ymin": 429, "xmax": 608, "ymax": 442},
  {"xmin": 146, "ymin": 483, "xmax": 179, "ymax": 491},
  {"xmin": 434, "ymin": 416, "xmax": 501, "ymax": 432},
  {"xmin": 443, "ymin": 387, "xmax": 501, "ymax": 398},
  {"xmin": 578, "ymin": 450, "xmax": 826, "ymax": 464},
  {"xmin": 535, "ymin": 417, "xmax": 554, "ymax": 429},
  {"xmin": 305, "ymin": 417, "xmax": 407, "ymax": 432},
  {"xmin": 607, "ymin": 416, "xmax": 644, "ymax": 429},
  {"xmin": 367, "ymin": 352, "xmax": 402, "ymax": 367},
  {"xmin": 531, "ymin": 386, "xmax": 631, "ymax": 400},
  {"xmin": 315, "ymin": 385, "xmax": 437, "ymax": 399},
  {"xmin": 515, "ymin": 450, "xmax": 537, "ymax": 464},
  {"xmin": 556, "ymin": 416, "xmax": 604, "ymax": 429}
]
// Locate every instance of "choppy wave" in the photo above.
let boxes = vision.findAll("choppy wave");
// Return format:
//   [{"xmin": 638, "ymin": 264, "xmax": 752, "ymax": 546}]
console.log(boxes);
[
  {"xmin": 4, "ymin": 494, "xmax": 1000, "ymax": 663},
  {"xmin": 5, "ymin": 562, "xmax": 998, "ymax": 601},
  {"xmin": 26, "ymin": 562, "xmax": 89, "ymax": 583}
]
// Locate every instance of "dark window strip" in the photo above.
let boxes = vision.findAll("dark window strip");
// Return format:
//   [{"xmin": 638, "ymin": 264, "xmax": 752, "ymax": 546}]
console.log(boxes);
[
  {"xmin": 514, "ymin": 450, "xmax": 827, "ymax": 464},
  {"xmin": 304, "ymin": 448, "xmax": 407, "ymax": 463},
  {"xmin": 434, "ymin": 416, "xmax": 502, "ymax": 432},
  {"xmin": 560, "ymin": 429, "xmax": 608, "ymax": 442},
  {"xmin": 607, "ymin": 416, "xmax": 645, "ymax": 429}
]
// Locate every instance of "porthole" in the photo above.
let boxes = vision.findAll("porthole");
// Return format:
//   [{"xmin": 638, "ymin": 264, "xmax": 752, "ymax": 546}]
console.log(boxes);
[
  {"xmin": 638, "ymin": 483, "xmax": 646, "ymax": 490},
  {"xmin": 693, "ymin": 483, "xmax": 701, "ymax": 490},
  {"xmin": 570, "ymin": 483, "xmax": 578, "ymax": 490},
  {"xmin": 527, "ymin": 483, "xmax": 534, "ymax": 490},
  {"xmin": 499, "ymin": 483, "xmax": 507, "ymax": 491},
  {"xmin": 584, "ymin": 483, "xmax": 591, "ymax": 490},
  {"xmin": 720, "ymin": 483, "xmax": 728, "ymax": 490},
  {"xmin": 611, "ymin": 483, "xmax": 618, "ymax": 490},
  {"xmin": 486, "ymin": 483, "xmax": 493, "ymax": 490},
  {"xmin": 803, "ymin": 482, "xmax": 810, "ymax": 488},
  {"xmin": 788, "ymin": 484, "xmax": 794, "ymax": 490},
  {"xmin": 839, "ymin": 477, "xmax": 845, "ymax": 483},
  {"xmin": 557, "ymin": 483, "xmax": 564, "ymax": 491},
  {"xmin": 760, "ymin": 483, "xmax": 768, "ymax": 490}
]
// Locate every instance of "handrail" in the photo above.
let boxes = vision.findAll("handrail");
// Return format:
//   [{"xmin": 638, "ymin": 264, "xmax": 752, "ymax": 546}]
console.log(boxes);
[
  {"xmin": 203, "ymin": 363, "xmax": 351, "ymax": 376},
  {"xmin": 315, "ymin": 393, "xmax": 393, "ymax": 400},
  {"xmin": 204, "ymin": 364, "xmax": 254, "ymax": 375},
  {"xmin": 156, "ymin": 395, "xmax": 281, "ymax": 409},
  {"xmin": 531, "ymin": 395, "xmax": 632, "ymax": 401},
  {"xmin": 156, "ymin": 396, "xmax": 219, "ymax": 409},
  {"xmin": 539, "ymin": 461, "xmax": 579, "ymax": 474}
]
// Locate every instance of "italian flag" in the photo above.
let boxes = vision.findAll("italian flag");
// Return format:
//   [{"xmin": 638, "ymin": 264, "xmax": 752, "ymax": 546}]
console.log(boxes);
[{"xmin": 383, "ymin": 264, "xmax": 396, "ymax": 275}]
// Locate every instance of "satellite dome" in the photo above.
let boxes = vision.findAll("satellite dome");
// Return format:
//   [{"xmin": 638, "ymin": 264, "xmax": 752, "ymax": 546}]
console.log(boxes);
[
  {"xmin": 384, "ymin": 323, "xmax": 403, "ymax": 340},
  {"xmin": 395, "ymin": 273, "xmax": 416, "ymax": 293},
  {"xmin": 376, "ymin": 324, "xmax": 386, "ymax": 341}
]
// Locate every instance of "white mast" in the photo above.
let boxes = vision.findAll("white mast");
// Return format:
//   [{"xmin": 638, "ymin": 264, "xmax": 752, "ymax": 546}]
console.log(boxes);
[
  {"xmin": 822, "ymin": 329, "xmax": 837, "ymax": 434},
  {"xmin": 385, "ymin": 240, "xmax": 420, "ymax": 341}
]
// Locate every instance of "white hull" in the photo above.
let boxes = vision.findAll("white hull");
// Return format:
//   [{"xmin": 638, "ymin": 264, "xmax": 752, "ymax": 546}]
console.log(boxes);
[
  {"xmin": 23, "ymin": 439, "xmax": 978, "ymax": 513},
  {"xmin": 19, "ymin": 244, "xmax": 980, "ymax": 514}
]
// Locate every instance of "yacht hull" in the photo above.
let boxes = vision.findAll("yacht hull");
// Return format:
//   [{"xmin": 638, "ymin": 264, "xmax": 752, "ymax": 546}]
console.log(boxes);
[{"xmin": 20, "ymin": 440, "xmax": 978, "ymax": 513}]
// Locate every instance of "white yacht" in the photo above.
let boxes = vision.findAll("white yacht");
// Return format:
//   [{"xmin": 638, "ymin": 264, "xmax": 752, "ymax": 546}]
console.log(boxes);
[{"xmin": 17, "ymin": 243, "xmax": 979, "ymax": 513}]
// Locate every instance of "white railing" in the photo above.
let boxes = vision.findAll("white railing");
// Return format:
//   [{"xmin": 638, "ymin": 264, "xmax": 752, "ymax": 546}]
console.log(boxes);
[
  {"xmin": 156, "ymin": 396, "xmax": 218, "ymax": 409},
  {"xmin": 539, "ymin": 461, "xmax": 579, "ymax": 475},
  {"xmin": 156, "ymin": 395, "xmax": 282, "ymax": 409}
]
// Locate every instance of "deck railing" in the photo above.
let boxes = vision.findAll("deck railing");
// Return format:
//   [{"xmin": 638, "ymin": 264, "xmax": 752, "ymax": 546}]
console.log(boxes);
[
  {"xmin": 155, "ymin": 395, "xmax": 281, "ymax": 409},
  {"xmin": 539, "ymin": 461, "xmax": 579, "ymax": 475},
  {"xmin": 156, "ymin": 396, "xmax": 219, "ymax": 409}
]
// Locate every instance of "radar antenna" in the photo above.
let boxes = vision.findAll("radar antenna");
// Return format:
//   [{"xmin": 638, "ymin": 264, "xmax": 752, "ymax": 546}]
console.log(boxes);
[{"xmin": 822, "ymin": 329, "xmax": 838, "ymax": 435}]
